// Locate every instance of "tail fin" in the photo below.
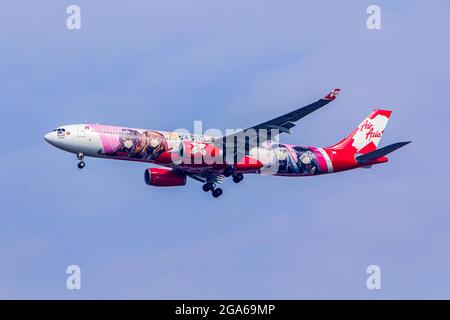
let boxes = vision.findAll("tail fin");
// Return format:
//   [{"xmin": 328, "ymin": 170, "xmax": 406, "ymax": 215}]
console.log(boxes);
[{"xmin": 330, "ymin": 109, "xmax": 392, "ymax": 153}]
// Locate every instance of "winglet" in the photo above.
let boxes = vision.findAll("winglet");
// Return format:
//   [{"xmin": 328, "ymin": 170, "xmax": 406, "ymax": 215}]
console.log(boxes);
[{"xmin": 323, "ymin": 88, "xmax": 340, "ymax": 101}]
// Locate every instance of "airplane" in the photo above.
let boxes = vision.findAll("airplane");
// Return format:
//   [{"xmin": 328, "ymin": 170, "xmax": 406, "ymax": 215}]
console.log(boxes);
[{"xmin": 44, "ymin": 89, "xmax": 410, "ymax": 198}]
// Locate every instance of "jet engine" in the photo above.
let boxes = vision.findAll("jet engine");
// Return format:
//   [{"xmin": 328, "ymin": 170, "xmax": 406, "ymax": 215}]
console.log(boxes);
[{"xmin": 144, "ymin": 168, "xmax": 187, "ymax": 187}]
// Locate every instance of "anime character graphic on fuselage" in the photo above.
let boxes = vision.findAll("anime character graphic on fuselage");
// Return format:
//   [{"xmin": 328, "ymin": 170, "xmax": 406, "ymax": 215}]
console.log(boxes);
[{"xmin": 105, "ymin": 129, "xmax": 168, "ymax": 161}]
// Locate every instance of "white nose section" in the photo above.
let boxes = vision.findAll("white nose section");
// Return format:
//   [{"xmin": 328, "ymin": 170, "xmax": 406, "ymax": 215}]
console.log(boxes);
[
  {"xmin": 44, "ymin": 132, "xmax": 57, "ymax": 146},
  {"xmin": 44, "ymin": 125, "xmax": 101, "ymax": 156}
]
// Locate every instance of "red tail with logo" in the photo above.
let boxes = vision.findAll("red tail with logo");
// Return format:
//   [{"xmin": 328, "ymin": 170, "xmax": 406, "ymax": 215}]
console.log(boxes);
[
  {"xmin": 330, "ymin": 109, "xmax": 392, "ymax": 153},
  {"xmin": 325, "ymin": 109, "xmax": 392, "ymax": 171}
]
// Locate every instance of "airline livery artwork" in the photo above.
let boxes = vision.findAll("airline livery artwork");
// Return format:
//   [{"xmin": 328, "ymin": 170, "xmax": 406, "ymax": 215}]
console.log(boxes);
[
  {"xmin": 109, "ymin": 129, "xmax": 168, "ymax": 160},
  {"xmin": 89, "ymin": 125, "xmax": 169, "ymax": 161},
  {"xmin": 44, "ymin": 89, "xmax": 411, "ymax": 198},
  {"xmin": 251, "ymin": 143, "xmax": 329, "ymax": 176}
]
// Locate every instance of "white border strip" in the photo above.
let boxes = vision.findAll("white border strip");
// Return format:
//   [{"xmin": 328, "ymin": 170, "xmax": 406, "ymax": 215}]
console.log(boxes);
[{"xmin": 317, "ymin": 148, "xmax": 333, "ymax": 173}]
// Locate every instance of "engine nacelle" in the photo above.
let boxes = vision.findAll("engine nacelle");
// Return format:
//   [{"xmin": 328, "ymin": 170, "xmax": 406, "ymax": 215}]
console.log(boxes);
[{"xmin": 144, "ymin": 168, "xmax": 187, "ymax": 187}]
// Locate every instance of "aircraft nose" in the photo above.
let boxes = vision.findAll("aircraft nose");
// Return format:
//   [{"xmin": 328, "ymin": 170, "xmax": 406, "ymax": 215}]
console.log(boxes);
[{"xmin": 44, "ymin": 131, "xmax": 56, "ymax": 145}]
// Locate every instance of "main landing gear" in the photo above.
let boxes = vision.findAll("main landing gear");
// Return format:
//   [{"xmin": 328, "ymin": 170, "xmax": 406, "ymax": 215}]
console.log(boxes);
[
  {"xmin": 232, "ymin": 173, "xmax": 244, "ymax": 183},
  {"xmin": 77, "ymin": 152, "xmax": 85, "ymax": 169},
  {"xmin": 223, "ymin": 166, "xmax": 244, "ymax": 184},
  {"xmin": 202, "ymin": 181, "xmax": 223, "ymax": 198}
]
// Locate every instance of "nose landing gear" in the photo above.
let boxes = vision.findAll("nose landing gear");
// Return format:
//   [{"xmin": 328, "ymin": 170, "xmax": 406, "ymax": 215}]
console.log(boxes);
[{"xmin": 77, "ymin": 152, "xmax": 85, "ymax": 169}]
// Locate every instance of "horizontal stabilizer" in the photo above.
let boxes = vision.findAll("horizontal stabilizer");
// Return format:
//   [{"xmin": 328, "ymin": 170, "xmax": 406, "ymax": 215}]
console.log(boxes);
[{"xmin": 356, "ymin": 141, "xmax": 411, "ymax": 164}]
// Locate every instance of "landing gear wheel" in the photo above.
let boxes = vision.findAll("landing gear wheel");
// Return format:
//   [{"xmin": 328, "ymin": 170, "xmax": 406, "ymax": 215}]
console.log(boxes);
[
  {"xmin": 212, "ymin": 188, "xmax": 223, "ymax": 198},
  {"xmin": 232, "ymin": 173, "xmax": 244, "ymax": 183},
  {"xmin": 223, "ymin": 166, "xmax": 233, "ymax": 177},
  {"xmin": 202, "ymin": 182, "xmax": 214, "ymax": 192},
  {"xmin": 77, "ymin": 152, "xmax": 85, "ymax": 169}
]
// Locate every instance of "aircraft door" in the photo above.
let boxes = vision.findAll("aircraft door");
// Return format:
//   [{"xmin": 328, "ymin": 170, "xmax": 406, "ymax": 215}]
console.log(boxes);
[{"xmin": 77, "ymin": 125, "xmax": 86, "ymax": 138}]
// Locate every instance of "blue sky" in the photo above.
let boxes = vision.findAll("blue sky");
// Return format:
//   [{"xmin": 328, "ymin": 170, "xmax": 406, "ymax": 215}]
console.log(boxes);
[{"xmin": 0, "ymin": 0, "xmax": 449, "ymax": 299}]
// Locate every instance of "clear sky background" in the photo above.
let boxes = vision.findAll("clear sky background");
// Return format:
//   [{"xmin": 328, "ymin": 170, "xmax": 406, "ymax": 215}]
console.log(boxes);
[{"xmin": 0, "ymin": 0, "xmax": 449, "ymax": 299}]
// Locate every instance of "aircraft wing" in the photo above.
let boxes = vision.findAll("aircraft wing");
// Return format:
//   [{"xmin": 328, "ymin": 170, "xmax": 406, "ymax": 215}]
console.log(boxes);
[
  {"xmin": 172, "ymin": 168, "xmax": 224, "ymax": 184},
  {"xmin": 214, "ymin": 88, "xmax": 340, "ymax": 150}
]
